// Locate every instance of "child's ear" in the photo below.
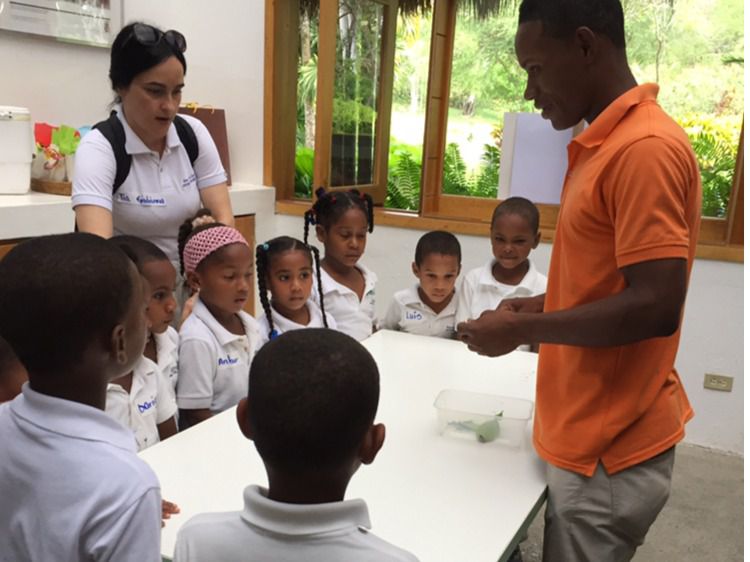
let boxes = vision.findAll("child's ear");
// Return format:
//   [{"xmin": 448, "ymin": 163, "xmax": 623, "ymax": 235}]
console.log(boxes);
[
  {"xmin": 532, "ymin": 231, "xmax": 541, "ymax": 249},
  {"xmin": 236, "ymin": 397, "xmax": 254, "ymax": 441},
  {"xmin": 186, "ymin": 271, "xmax": 201, "ymax": 292},
  {"xmin": 411, "ymin": 262, "xmax": 420, "ymax": 278},
  {"xmin": 359, "ymin": 423, "xmax": 386, "ymax": 465},
  {"xmin": 315, "ymin": 224, "xmax": 326, "ymax": 243},
  {"xmin": 110, "ymin": 324, "xmax": 129, "ymax": 366}
]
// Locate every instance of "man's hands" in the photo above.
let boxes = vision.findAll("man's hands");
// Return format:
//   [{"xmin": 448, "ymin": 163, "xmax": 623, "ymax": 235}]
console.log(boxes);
[{"xmin": 456, "ymin": 294, "xmax": 544, "ymax": 357}]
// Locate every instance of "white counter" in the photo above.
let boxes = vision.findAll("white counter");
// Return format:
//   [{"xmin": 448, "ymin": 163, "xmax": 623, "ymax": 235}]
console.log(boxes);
[{"xmin": 0, "ymin": 183, "xmax": 275, "ymax": 240}]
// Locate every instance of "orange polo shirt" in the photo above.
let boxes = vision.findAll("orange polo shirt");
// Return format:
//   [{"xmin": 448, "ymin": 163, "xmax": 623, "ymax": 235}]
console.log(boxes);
[{"xmin": 534, "ymin": 84, "xmax": 701, "ymax": 476}]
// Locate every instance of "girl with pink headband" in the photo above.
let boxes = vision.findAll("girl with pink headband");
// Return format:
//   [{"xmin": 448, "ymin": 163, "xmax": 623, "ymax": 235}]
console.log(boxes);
[{"xmin": 175, "ymin": 209, "xmax": 262, "ymax": 429}]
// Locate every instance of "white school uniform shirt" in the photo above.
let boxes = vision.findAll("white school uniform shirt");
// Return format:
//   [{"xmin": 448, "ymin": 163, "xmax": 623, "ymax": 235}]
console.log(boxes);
[
  {"xmin": 72, "ymin": 105, "xmax": 227, "ymax": 267},
  {"xmin": 0, "ymin": 384, "xmax": 162, "ymax": 562},
  {"xmin": 154, "ymin": 326, "xmax": 179, "ymax": 402},
  {"xmin": 173, "ymin": 485, "xmax": 419, "ymax": 562},
  {"xmin": 256, "ymin": 299, "xmax": 338, "ymax": 346},
  {"xmin": 177, "ymin": 297, "xmax": 262, "ymax": 414},
  {"xmin": 383, "ymin": 283, "xmax": 460, "ymax": 339},
  {"xmin": 455, "ymin": 259, "xmax": 547, "ymax": 325},
  {"xmin": 105, "ymin": 356, "xmax": 177, "ymax": 451},
  {"xmin": 313, "ymin": 264, "xmax": 377, "ymax": 341}
]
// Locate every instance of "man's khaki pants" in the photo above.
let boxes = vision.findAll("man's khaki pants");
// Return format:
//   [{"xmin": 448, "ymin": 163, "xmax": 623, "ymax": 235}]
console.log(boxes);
[{"xmin": 542, "ymin": 447, "xmax": 675, "ymax": 562}]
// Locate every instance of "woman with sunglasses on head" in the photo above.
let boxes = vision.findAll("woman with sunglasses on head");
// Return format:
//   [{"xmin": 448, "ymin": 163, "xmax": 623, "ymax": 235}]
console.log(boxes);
[{"xmin": 72, "ymin": 22, "xmax": 234, "ymax": 274}]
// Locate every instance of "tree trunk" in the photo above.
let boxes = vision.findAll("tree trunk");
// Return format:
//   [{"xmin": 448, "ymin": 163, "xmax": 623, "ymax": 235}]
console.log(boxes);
[{"xmin": 300, "ymin": 12, "xmax": 316, "ymax": 148}]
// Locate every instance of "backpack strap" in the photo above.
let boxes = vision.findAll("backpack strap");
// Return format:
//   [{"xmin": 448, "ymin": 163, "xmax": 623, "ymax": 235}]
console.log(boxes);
[
  {"xmin": 92, "ymin": 112, "xmax": 199, "ymax": 195},
  {"xmin": 173, "ymin": 114, "xmax": 199, "ymax": 167},
  {"xmin": 92, "ymin": 110, "xmax": 131, "ymax": 194}
]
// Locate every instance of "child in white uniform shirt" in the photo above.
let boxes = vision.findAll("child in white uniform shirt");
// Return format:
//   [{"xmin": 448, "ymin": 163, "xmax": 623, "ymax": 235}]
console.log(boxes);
[
  {"xmin": 112, "ymin": 236, "xmax": 181, "ymax": 400},
  {"xmin": 255, "ymin": 235, "xmax": 336, "ymax": 345},
  {"xmin": 176, "ymin": 210, "xmax": 262, "ymax": 428},
  {"xmin": 173, "ymin": 329, "xmax": 419, "ymax": 562},
  {"xmin": 0, "ymin": 233, "xmax": 161, "ymax": 562},
  {"xmin": 456, "ymin": 197, "xmax": 547, "ymax": 328},
  {"xmin": 108, "ymin": 236, "xmax": 179, "ymax": 449},
  {"xmin": 384, "ymin": 230, "xmax": 462, "ymax": 339},
  {"xmin": 304, "ymin": 187, "xmax": 378, "ymax": 341}
]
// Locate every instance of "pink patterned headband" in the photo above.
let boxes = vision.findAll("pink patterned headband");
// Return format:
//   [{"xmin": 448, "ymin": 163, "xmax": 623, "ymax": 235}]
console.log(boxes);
[{"xmin": 183, "ymin": 226, "xmax": 249, "ymax": 274}]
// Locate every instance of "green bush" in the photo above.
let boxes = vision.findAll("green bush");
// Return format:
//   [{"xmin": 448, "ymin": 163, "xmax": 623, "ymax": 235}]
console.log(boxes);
[
  {"xmin": 332, "ymin": 99, "xmax": 376, "ymax": 135},
  {"xmin": 385, "ymin": 142, "xmax": 423, "ymax": 210},
  {"xmin": 678, "ymin": 115, "xmax": 741, "ymax": 217},
  {"xmin": 294, "ymin": 147, "xmax": 314, "ymax": 199}
]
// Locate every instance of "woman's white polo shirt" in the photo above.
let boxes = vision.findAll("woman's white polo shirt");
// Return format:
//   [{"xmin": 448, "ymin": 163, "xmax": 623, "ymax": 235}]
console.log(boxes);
[
  {"xmin": 177, "ymin": 297, "xmax": 261, "ymax": 414},
  {"xmin": 72, "ymin": 106, "xmax": 227, "ymax": 266}
]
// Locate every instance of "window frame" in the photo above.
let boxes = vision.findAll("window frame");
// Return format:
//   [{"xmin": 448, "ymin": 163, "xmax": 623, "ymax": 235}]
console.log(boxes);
[{"xmin": 264, "ymin": 0, "xmax": 744, "ymax": 263}]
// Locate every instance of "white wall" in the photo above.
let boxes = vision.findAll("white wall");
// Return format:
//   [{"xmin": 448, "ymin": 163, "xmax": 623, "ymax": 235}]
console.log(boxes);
[
  {"xmin": 271, "ymin": 214, "xmax": 744, "ymax": 454},
  {"xmin": 0, "ymin": 0, "xmax": 265, "ymax": 186}
]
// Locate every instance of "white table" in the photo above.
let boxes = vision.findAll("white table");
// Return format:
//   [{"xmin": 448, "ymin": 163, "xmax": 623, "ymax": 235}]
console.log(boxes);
[{"xmin": 139, "ymin": 330, "xmax": 547, "ymax": 561}]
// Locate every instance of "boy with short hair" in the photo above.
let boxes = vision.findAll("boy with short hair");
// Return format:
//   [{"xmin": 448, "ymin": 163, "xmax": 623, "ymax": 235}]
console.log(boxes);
[
  {"xmin": 173, "ymin": 328, "xmax": 419, "ymax": 562},
  {"xmin": 455, "ymin": 197, "xmax": 547, "ymax": 325},
  {"xmin": 383, "ymin": 230, "xmax": 462, "ymax": 339},
  {"xmin": 0, "ymin": 233, "xmax": 162, "ymax": 562}
]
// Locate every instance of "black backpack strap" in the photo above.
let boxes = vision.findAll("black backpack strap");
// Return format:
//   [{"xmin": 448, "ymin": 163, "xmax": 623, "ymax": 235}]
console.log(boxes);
[
  {"xmin": 92, "ymin": 110, "xmax": 131, "ymax": 194},
  {"xmin": 173, "ymin": 114, "xmax": 199, "ymax": 166}
]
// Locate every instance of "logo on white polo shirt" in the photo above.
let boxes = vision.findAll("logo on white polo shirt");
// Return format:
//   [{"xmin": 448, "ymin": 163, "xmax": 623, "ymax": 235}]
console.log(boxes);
[
  {"xmin": 406, "ymin": 310, "xmax": 423, "ymax": 321},
  {"xmin": 138, "ymin": 398, "xmax": 156, "ymax": 413},
  {"xmin": 116, "ymin": 193, "xmax": 131, "ymax": 203},
  {"xmin": 218, "ymin": 355, "xmax": 239, "ymax": 367},
  {"xmin": 136, "ymin": 194, "xmax": 166, "ymax": 206},
  {"xmin": 182, "ymin": 172, "xmax": 197, "ymax": 189}
]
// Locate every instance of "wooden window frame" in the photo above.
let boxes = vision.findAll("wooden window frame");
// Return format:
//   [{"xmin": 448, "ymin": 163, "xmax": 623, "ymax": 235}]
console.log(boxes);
[
  {"xmin": 265, "ymin": 0, "xmax": 744, "ymax": 262},
  {"xmin": 313, "ymin": 0, "xmax": 398, "ymax": 204}
]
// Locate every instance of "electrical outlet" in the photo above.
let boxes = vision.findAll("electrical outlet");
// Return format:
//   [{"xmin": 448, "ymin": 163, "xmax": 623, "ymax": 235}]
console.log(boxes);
[{"xmin": 703, "ymin": 373, "xmax": 733, "ymax": 392}]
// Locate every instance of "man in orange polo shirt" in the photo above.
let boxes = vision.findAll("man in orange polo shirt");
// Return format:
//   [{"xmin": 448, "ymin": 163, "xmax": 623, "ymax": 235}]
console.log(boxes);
[{"xmin": 457, "ymin": 0, "xmax": 701, "ymax": 560}]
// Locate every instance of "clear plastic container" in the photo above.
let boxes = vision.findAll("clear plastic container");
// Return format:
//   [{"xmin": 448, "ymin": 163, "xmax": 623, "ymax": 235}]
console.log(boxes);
[{"xmin": 433, "ymin": 389, "xmax": 533, "ymax": 448}]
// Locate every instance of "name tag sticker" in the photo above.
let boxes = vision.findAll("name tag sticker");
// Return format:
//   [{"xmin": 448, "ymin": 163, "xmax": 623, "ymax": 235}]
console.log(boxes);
[{"xmin": 136, "ymin": 194, "xmax": 167, "ymax": 207}]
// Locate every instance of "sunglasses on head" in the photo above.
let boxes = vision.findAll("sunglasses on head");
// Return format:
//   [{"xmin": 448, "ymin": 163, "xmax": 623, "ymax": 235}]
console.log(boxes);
[{"xmin": 130, "ymin": 23, "xmax": 186, "ymax": 53}]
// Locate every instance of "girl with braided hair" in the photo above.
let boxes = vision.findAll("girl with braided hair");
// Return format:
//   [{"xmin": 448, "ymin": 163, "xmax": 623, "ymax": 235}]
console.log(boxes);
[
  {"xmin": 255, "ymin": 236, "xmax": 336, "ymax": 346},
  {"xmin": 175, "ymin": 209, "xmax": 262, "ymax": 428},
  {"xmin": 303, "ymin": 188, "xmax": 377, "ymax": 341}
]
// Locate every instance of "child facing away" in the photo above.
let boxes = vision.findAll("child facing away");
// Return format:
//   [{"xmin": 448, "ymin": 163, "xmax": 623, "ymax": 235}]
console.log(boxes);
[
  {"xmin": 255, "ymin": 235, "xmax": 336, "ymax": 345},
  {"xmin": 172, "ymin": 329, "xmax": 419, "ymax": 562},
  {"xmin": 0, "ymin": 335, "xmax": 27, "ymax": 403},
  {"xmin": 176, "ymin": 209, "xmax": 262, "ymax": 428},
  {"xmin": 383, "ymin": 230, "xmax": 462, "ymax": 339},
  {"xmin": 108, "ymin": 236, "xmax": 179, "ymax": 451},
  {"xmin": 455, "ymin": 197, "xmax": 547, "ymax": 327},
  {"xmin": 304, "ymin": 187, "xmax": 377, "ymax": 341},
  {"xmin": 0, "ymin": 233, "xmax": 162, "ymax": 561}
]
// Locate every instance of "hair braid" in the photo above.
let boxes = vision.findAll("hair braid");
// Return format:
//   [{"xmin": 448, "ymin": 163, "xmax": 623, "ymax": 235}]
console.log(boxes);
[
  {"xmin": 360, "ymin": 191, "xmax": 375, "ymax": 233},
  {"xmin": 303, "ymin": 210, "xmax": 315, "ymax": 246},
  {"xmin": 255, "ymin": 244, "xmax": 276, "ymax": 340},
  {"xmin": 309, "ymin": 245, "xmax": 328, "ymax": 328}
]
